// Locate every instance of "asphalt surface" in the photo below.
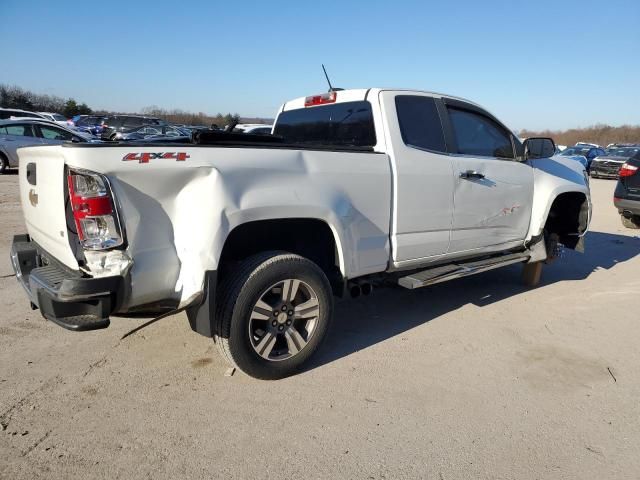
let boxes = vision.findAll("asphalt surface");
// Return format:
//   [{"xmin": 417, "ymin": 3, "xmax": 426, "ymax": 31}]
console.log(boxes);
[{"xmin": 1, "ymin": 171, "xmax": 639, "ymax": 479}]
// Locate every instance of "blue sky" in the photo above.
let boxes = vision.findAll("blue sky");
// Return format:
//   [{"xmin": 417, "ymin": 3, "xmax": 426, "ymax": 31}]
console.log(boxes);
[{"xmin": 1, "ymin": 0, "xmax": 638, "ymax": 130}]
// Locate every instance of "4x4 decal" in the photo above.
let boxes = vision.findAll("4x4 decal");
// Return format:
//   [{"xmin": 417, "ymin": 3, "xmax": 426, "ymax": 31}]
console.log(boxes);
[{"xmin": 122, "ymin": 152, "xmax": 190, "ymax": 163}]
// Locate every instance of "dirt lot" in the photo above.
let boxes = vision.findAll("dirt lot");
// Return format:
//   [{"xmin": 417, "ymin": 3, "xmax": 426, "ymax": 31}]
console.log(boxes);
[{"xmin": 0, "ymin": 172, "xmax": 639, "ymax": 480}]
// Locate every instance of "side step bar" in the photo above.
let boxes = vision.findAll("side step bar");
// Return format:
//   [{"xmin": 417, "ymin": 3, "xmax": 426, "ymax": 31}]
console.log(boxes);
[{"xmin": 398, "ymin": 252, "xmax": 530, "ymax": 289}]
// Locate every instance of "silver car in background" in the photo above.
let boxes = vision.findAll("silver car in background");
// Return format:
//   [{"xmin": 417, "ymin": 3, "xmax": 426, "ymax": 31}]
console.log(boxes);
[{"xmin": 0, "ymin": 119, "xmax": 95, "ymax": 174}]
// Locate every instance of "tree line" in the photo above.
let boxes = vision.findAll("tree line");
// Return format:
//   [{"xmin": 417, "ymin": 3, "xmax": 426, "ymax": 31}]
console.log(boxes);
[
  {"xmin": 0, "ymin": 84, "xmax": 272, "ymax": 126},
  {"xmin": 0, "ymin": 84, "xmax": 92, "ymax": 117},
  {"xmin": 520, "ymin": 124, "xmax": 640, "ymax": 147}
]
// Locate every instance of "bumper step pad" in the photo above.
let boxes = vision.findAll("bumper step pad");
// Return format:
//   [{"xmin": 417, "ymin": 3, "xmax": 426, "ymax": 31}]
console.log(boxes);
[
  {"xmin": 48, "ymin": 315, "xmax": 110, "ymax": 331},
  {"xmin": 10, "ymin": 235, "xmax": 123, "ymax": 332}
]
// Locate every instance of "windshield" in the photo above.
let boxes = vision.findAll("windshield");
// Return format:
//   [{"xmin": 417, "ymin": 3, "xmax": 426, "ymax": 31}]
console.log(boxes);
[
  {"xmin": 604, "ymin": 147, "xmax": 639, "ymax": 157},
  {"xmin": 561, "ymin": 147, "xmax": 589, "ymax": 156},
  {"xmin": 52, "ymin": 114, "xmax": 67, "ymax": 121}
]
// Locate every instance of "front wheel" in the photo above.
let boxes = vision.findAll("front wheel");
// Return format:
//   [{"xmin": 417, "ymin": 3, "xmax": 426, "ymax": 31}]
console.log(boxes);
[
  {"xmin": 0, "ymin": 155, "xmax": 8, "ymax": 174},
  {"xmin": 214, "ymin": 252, "xmax": 333, "ymax": 380}
]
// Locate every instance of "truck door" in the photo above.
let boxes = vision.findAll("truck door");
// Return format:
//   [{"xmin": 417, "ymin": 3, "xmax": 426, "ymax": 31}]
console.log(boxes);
[
  {"xmin": 380, "ymin": 92, "xmax": 455, "ymax": 264},
  {"xmin": 442, "ymin": 100, "xmax": 534, "ymax": 253}
]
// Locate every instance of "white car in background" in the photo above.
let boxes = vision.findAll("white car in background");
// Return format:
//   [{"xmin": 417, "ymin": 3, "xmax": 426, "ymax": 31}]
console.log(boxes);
[
  {"xmin": 233, "ymin": 123, "xmax": 273, "ymax": 134},
  {"xmin": 0, "ymin": 107, "xmax": 47, "ymax": 120},
  {"xmin": 38, "ymin": 112, "xmax": 70, "ymax": 126},
  {"xmin": 0, "ymin": 119, "xmax": 95, "ymax": 173}
]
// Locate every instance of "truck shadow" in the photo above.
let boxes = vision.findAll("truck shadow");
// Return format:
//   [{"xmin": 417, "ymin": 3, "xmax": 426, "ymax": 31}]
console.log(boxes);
[{"xmin": 304, "ymin": 230, "xmax": 640, "ymax": 373}]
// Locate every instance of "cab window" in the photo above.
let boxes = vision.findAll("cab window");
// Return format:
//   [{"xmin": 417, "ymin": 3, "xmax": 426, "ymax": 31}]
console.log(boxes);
[
  {"xmin": 447, "ymin": 107, "xmax": 514, "ymax": 159},
  {"xmin": 395, "ymin": 95, "xmax": 447, "ymax": 153}
]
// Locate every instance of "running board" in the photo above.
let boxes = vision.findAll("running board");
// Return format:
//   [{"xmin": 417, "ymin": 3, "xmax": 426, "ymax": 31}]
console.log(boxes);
[{"xmin": 398, "ymin": 253, "xmax": 530, "ymax": 289}]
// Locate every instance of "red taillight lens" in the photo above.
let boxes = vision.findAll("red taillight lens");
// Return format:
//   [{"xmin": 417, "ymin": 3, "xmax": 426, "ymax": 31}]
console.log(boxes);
[
  {"xmin": 619, "ymin": 163, "xmax": 638, "ymax": 177},
  {"xmin": 304, "ymin": 91, "xmax": 337, "ymax": 107},
  {"xmin": 67, "ymin": 170, "xmax": 123, "ymax": 250}
]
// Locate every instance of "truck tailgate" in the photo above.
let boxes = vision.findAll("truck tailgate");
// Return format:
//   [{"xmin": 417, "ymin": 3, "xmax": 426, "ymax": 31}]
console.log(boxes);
[{"xmin": 18, "ymin": 146, "xmax": 79, "ymax": 270}]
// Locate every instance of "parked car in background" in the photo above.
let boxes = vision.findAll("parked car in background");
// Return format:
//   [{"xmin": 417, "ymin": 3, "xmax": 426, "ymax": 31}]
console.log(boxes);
[
  {"xmin": 0, "ymin": 108, "xmax": 48, "ymax": 120},
  {"xmin": 0, "ymin": 119, "xmax": 93, "ymax": 173},
  {"xmin": 37, "ymin": 112, "xmax": 69, "ymax": 126},
  {"xmin": 575, "ymin": 142, "xmax": 601, "ymax": 148},
  {"xmin": 115, "ymin": 124, "xmax": 186, "ymax": 141},
  {"xmin": 100, "ymin": 115, "xmax": 165, "ymax": 140},
  {"xmin": 591, "ymin": 146, "xmax": 640, "ymax": 179},
  {"xmin": 73, "ymin": 115, "xmax": 107, "ymax": 136},
  {"xmin": 559, "ymin": 146, "xmax": 606, "ymax": 170},
  {"xmin": 233, "ymin": 123, "xmax": 273, "ymax": 134},
  {"xmin": 613, "ymin": 152, "xmax": 640, "ymax": 228}
]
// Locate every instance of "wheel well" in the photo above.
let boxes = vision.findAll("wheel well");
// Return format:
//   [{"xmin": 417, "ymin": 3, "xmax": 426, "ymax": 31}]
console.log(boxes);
[
  {"xmin": 544, "ymin": 192, "xmax": 589, "ymax": 249},
  {"xmin": 218, "ymin": 219, "xmax": 344, "ymax": 294}
]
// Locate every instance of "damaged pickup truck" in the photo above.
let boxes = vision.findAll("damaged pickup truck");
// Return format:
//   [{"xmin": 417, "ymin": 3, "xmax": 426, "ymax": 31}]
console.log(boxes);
[{"xmin": 10, "ymin": 88, "xmax": 591, "ymax": 379}]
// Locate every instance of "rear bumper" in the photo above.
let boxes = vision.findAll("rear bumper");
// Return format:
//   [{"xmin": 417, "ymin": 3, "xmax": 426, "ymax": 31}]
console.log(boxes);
[
  {"xmin": 10, "ymin": 234, "xmax": 124, "ymax": 331},
  {"xmin": 614, "ymin": 197, "xmax": 640, "ymax": 217},
  {"xmin": 590, "ymin": 164, "xmax": 622, "ymax": 178}
]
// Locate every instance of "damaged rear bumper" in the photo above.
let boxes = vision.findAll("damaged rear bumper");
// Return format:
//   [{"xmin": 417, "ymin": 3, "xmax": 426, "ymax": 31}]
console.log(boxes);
[{"xmin": 10, "ymin": 234, "xmax": 125, "ymax": 331}]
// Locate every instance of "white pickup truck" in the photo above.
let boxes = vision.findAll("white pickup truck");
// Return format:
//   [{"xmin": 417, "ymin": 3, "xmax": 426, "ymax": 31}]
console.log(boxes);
[{"xmin": 10, "ymin": 88, "xmax": 591, "ymax": 379}]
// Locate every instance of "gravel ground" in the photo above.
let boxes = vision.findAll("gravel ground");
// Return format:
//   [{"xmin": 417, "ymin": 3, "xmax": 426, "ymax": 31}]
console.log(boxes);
[{"xmin": 1, "ymin": 172, "xmax": 639, "ymax": 480}]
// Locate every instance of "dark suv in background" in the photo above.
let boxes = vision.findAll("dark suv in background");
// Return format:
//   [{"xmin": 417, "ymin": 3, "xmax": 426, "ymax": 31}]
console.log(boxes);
[
  {"xmin": 101, "ymin": 115, "xmax": 165, "ymax": 140},
  {"xmin": 614, "ymin": 150, "xmax": 640, "ymax": 229}
]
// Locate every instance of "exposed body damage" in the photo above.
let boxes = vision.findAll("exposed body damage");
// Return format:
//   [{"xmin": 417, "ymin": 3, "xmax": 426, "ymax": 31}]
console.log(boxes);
[
  {"xmin": 19, "ymin": 144, "xmax": 392, "ymax": 310},
  {"xmin": 11, "ymin": 87, "xmax": 591, "ymax": 379}
]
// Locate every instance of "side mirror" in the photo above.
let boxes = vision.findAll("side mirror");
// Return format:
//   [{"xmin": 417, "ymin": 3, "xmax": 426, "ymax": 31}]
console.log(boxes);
[{"xmin": 524, "ymin": 137, "xmax": 556, "ymax": 160}]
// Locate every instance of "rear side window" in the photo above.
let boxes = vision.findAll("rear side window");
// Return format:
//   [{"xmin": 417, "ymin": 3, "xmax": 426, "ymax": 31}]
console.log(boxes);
[
  {"xmin": 107, "ymin": 117, "xmax": 123, "ymax": 127},
  {"xmin": 448, "ymin": 108, "xmax": 514, "ymax": 159},
  {"xmin": 39, "ymin": 125, "xmax": 73, "ymax": 140},
  {"xmin": 4, "ymin": 124, "xmax": 36, "ymax": 137},
  {"xmin": 274, "ymin": 101, "xmax": 376, "ymax": 147},
  {"xmin": 123, "ymin": 117, "xmax": 141, "ymax": 127},
  {"xmin": 395, "ymin": 96, "xmax": 446, "ymax": 153}
]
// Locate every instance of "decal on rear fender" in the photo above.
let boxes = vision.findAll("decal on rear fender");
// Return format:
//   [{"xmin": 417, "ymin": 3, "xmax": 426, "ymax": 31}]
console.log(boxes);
[{"xmin": 122, "ymin": 152, "xmax": 190, "ymax": 163}]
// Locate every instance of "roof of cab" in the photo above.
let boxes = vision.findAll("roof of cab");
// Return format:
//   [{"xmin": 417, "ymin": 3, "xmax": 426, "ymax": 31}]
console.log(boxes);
[{"xmin": 279, "ymin": 88, "xmax": 485, "ymax": 113}]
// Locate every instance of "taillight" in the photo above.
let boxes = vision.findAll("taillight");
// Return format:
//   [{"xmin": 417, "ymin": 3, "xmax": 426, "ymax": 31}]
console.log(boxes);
[
  {"xmin": 619, "ymin": 163, "xmax": 638, "ymax": 177},
  {"xmin": 67, "ymin": 169, "xmax": 123, "ymax": 250},
  {"xmin": 304, "ymin": 91, "xmax": 337, "ymax": 107}
]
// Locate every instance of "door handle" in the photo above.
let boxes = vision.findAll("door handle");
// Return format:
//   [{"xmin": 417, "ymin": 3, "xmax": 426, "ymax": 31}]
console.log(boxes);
[{"xmin": 460, "ymin": 170, "xmax": 485, "ymax": 180}]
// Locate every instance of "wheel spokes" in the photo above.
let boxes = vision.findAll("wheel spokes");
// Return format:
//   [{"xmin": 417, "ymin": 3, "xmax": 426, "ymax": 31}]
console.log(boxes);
[
  {"xmin": 250, "ymin": 299, "xmax": 273, "ymax": 321},
  {"xmin": 294, "ymin": 298, "xmax": 319, "ymax": 320},
  {"xmin": 281, "ymin": 279, "xmax": 300, "ymax": 303},
  {"xmin": 255, "ymin": 331, "xmax": 277, "ymax": 359},
  {"xmin": 284, "ymin": 328, "xmax": 307, "ymax": 354},
  {"xmin": 249, "ymin": 279, "xmax": 319, "ymax": 362}
]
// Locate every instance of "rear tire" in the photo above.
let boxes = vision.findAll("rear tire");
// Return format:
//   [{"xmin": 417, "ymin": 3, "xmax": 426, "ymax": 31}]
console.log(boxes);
[
  {"xmin": 0, "ymin": 154, "xmax": 8, "ymax": 174},
  {"xmin": 214, "ymin": 251, "xmax": 333, "ymax": 380},
  {"xmin": 621, "ymin": 215, "xmax": 640, "ymax": 229}
]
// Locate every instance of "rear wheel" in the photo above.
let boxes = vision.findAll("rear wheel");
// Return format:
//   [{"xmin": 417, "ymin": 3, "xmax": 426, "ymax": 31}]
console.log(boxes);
[
  {"xmin": 214, "ymin": 252, "xmax": 333, "ymax": 380},
  {"xmin": 621, "ymin": 215, "xmax": 640, "ymax": 229},
  {"xmin": 0, "ymin": 154, "xmax": 8, "ymax": 174}
]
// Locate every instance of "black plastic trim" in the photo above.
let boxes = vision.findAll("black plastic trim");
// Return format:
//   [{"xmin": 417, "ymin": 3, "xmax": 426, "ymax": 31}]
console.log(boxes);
[
  {"xmin": 10, "ymin": 235, "xmax": 125, "ymax": 331},
  {"xmin": 186, "ymin": 270, "xmax": 217, "ymax": 338}
]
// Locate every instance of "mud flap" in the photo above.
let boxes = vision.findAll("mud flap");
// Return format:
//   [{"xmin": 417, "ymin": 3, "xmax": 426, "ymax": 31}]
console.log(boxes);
[
  {"xmin": 186, "ymin": 270, "xmax": 217, "ymax": 338},
  {"xmin": 522, "ymin": 261, "xmax": 543, "ymax": 287}
]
